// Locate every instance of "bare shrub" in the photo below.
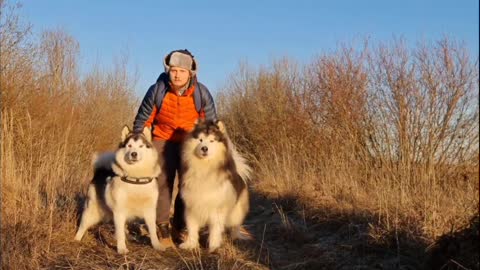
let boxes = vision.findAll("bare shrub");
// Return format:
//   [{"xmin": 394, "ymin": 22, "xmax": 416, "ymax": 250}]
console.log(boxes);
[
  {"xmin": 0, "ymin": 0, "xmax": 35, "ymax": 111},
  {"xmin": 219, "ymin": 38, "xmax": 479, "ymax": 241},
  {"xmin": 364, "ymin": 38, "xmax": 479, "ymax": 236}
]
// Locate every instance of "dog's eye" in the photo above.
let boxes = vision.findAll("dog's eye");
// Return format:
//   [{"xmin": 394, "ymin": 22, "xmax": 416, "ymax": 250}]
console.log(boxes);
[
  {"xmin": 128, "ymin": 144, "xmax": 132, "ymax": 148},
  {"xmin": 199, "ymin": 139, "xmax": 203, "ymax": 142}
]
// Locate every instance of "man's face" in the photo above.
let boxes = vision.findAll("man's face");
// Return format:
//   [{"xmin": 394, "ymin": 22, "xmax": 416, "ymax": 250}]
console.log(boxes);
[{"xmin": 169, "ymin": 67, "xmax": 190, "ymax": 89}]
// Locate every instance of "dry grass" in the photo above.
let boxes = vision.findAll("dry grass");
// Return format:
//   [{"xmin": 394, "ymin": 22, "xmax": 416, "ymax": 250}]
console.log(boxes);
[
  {"xmin": 218, "ymin": 39, "xmax": 479, "ymax": 268},
  {"xmin": 1, "ymin": 2, "xmax": 267, "ymax": 269},
  {"xmin": 1, "ymin": 1, "xmax": 478, "ymax": 269}
]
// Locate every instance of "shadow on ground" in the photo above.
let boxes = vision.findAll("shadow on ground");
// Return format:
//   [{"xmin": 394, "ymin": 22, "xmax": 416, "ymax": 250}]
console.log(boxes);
[{"xmin": 238, "ymin": 191, "xmax": 479, "ymax": 270}]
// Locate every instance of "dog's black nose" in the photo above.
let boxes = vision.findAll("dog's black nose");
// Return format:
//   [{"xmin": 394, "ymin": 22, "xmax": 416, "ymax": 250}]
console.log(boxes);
[
  {"xmin": 201, "ymin": 146, "xmax": 208, "ymax": 152},
  {"xmin": 131, "ymin": 152, "xmax": 137, "ymax": 158}
]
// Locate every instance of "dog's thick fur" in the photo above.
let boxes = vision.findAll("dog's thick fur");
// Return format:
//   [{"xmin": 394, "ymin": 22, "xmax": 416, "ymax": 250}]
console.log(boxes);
[
  {"xmin": 74, "ymin": 126, "xmax": 164, "ymax": 254},
  {"xmin": 179, "ymin": 120, "xmax": 251, "ymax": 252}
]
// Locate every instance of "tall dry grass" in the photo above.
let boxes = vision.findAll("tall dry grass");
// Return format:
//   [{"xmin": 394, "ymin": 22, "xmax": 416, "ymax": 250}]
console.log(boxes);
[
  {"xmin": 1, "ymin": 2, "xmax": 139, "ymax": 268},
  {"xmin": 218, "ymin": 39, "xmax": 479, "ymax": 243}
]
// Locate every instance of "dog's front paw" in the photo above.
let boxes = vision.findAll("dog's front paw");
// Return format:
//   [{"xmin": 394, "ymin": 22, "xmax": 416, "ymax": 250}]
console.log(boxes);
[
  {"xmin": 179, "ymin": 240, "xmax": 199, "ymax": 250},
  {"xmin": 74, "ymin": 230, "xmax": 85, "ymax": 241},
  {"xmin": 117, "ymin": 247, "xmax": 129, "ymax": 255},
  {"xmin": 208, "ymin": 244, "xmax": 220, "ymax": 253}
]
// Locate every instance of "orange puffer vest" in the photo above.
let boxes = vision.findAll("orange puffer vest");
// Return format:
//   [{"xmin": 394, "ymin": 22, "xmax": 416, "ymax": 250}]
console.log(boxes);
[{"xmin": 145, "ymin": 84, "xmax": 204, "ymax": 142}]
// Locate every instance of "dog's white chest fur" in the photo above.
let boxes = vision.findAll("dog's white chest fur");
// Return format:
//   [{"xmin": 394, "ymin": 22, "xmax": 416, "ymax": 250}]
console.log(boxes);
[
  {"xmin": 182, "ymin": 167, "xmax": 236, "ymax": 212},
  {"xmin": 105, "ymin": 178, "xmax": 159, "ymax": 218}
]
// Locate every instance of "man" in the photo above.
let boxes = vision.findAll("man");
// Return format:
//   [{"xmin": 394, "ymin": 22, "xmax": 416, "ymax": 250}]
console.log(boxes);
[{"xmin": 133, "ymin": 49, "xmax": 217, "ymax": 247}]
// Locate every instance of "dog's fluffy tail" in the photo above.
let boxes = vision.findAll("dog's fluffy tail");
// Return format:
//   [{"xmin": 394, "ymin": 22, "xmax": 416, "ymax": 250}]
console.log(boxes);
[
  {"xmin": 228, "ymin": 139, "xmax": 252, "ymax": 182},
  {"xmin": 217, "ymin": 120, "xmax": 252, "ymax": 182}
]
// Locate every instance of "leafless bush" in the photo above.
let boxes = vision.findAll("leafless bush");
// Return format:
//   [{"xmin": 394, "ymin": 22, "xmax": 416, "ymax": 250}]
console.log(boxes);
[{"xmin": 219, "ymin": 38, "xmax": 479, "ymax": 239}]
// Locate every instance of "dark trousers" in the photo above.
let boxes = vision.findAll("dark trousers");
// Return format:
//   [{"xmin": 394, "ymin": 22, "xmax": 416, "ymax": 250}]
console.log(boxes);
[{"xmin": 152, "ymin": 140, "xmax": 185, "ymax": 230}]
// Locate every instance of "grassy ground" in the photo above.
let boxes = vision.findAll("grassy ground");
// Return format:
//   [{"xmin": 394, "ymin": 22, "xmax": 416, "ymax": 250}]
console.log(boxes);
[{"xmin": 2, "ymin": 181, "xmax": 478, "ymax": 269}]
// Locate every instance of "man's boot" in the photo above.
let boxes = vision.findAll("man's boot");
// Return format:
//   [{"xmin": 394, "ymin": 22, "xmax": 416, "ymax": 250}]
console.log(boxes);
[{"xmin": 157, "ymin": 222, "xmax": 175, "ymax": 249}]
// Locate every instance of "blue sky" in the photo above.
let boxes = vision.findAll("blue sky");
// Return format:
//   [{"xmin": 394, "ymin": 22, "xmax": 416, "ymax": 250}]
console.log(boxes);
[{"xmin": 17, "ymin": 0, "xmax": 479, "ymax": 97}]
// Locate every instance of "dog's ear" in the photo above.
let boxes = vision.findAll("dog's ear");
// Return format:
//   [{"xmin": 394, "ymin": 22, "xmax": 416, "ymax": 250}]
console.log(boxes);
[
  {"xmin": 142, "ymin": 126, "xmax": 153, "ymax": 143},
  {"xmin": 121, "ymin": 125, "xmax": 131, "ymax": 142},
  {"xmin": 216, "ymin": 120, "xmax": 227, "ymax": 134}
]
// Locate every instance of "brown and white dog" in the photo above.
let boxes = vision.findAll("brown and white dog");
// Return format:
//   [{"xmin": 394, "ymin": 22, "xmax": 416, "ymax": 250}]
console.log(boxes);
[
  {"xmin": 179, "ymin": 120, "xmax": 252, "ymax": 252},
  {"xmin": 74, "ymin": 126, "xmax": 164, "ymax": 254}
]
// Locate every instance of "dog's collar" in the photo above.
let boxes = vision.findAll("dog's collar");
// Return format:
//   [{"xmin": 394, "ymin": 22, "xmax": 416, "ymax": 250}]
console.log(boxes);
[
  {"xmin": 113, "ymin": 160, "xmax": 155, "ymax": 185},
  {"xmin": 120, "ymin": 176, "xmax": 155, "ymax": 185}
]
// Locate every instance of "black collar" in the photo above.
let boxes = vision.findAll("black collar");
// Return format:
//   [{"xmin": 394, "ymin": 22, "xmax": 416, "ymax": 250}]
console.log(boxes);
[
  {"xmin": 120, "ymin": 176, "xmax": 155, "ymax": 185},
  {"xmin": 113, "ymin": 160, "xmax": 155, "ymax": 185}
]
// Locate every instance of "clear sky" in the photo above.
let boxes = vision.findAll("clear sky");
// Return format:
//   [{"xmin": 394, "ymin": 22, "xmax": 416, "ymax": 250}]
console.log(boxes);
[{"xmin": 17, "ymin": 0, "xmax": 479, "ymax": 97}]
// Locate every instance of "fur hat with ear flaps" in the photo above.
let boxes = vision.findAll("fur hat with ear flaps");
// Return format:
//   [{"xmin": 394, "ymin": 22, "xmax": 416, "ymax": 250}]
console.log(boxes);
[{"xmin": 163, "ymin": 49, "xmax": 198, "ymax": 77}]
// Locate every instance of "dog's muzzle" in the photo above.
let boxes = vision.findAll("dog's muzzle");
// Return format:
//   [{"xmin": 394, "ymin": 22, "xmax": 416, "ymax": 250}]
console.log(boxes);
[
  {"xmin": 200, "ymin": 146, "xmax": 208, "ymax": 157},
  {"xmin": 125, "ymin": 152, "xmax": 140, "ymax": 164}
]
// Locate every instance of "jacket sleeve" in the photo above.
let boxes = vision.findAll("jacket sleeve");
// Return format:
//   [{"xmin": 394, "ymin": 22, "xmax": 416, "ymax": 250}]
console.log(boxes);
[
  {"xmin": 199, "ymin": 83, "xmax": 218, "ymax": 122},
  {"xmin": 133, "ymin": 83, "xmax": 157, "ymax": 133}
]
